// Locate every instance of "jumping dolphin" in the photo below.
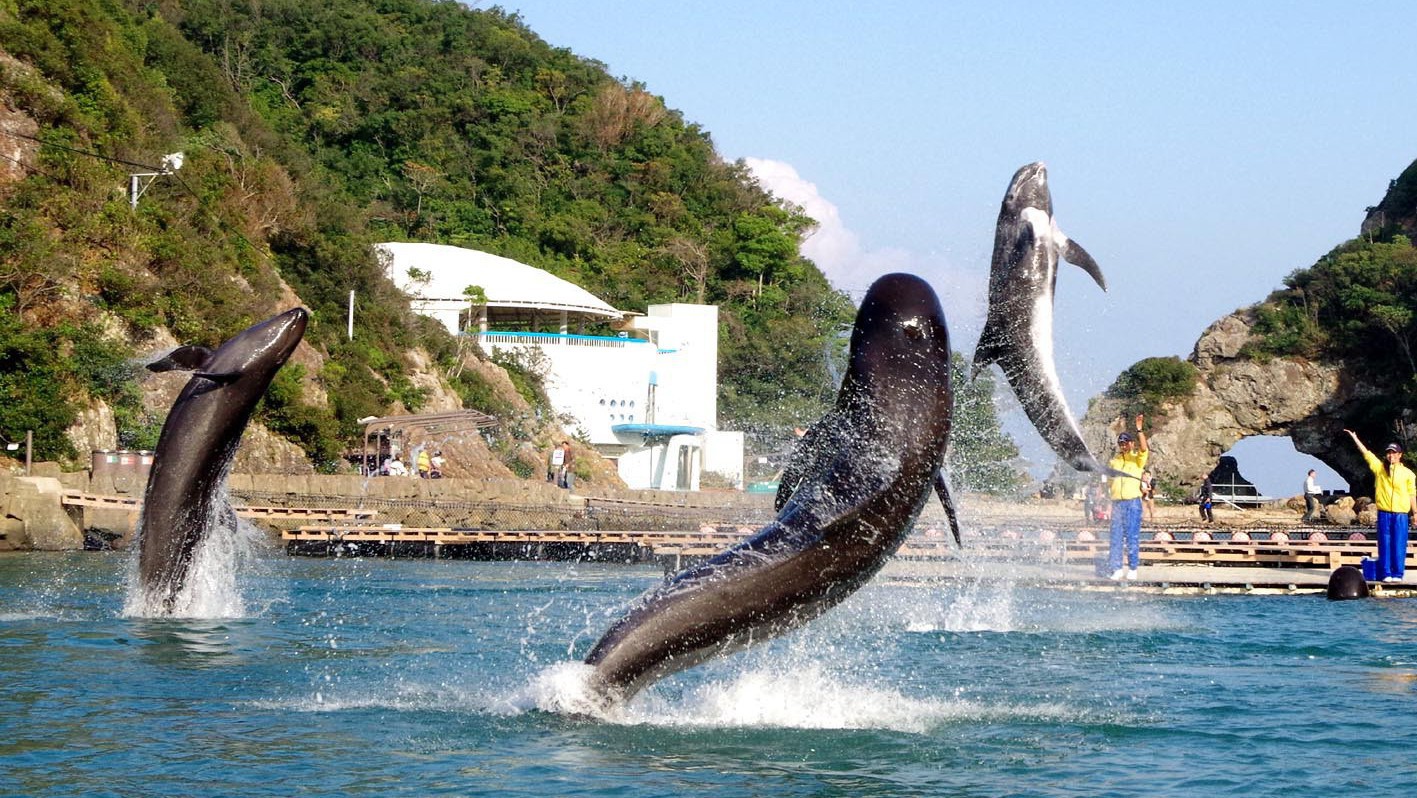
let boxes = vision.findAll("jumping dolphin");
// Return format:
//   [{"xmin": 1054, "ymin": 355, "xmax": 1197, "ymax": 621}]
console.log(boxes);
[
  {"xmin": 584, "ymin": 273, "xmax": 953, "ymax": 705},
  {"xmin": 136, "ymin": 307, "xmax": 308, "ymax": 611},
  {"xmin": 972, "ymin": 162, "xmax": 1107, "ymax": 473}
]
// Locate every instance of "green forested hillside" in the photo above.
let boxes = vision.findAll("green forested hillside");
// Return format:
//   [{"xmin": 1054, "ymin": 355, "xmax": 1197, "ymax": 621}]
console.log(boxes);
[
  {"xmin": 0, "ymin": 0, "xmax": 1028, "ymax": 491},
  {"xmin": 0, "ymin": 0, "xmax": 856, "ymax": 466}
]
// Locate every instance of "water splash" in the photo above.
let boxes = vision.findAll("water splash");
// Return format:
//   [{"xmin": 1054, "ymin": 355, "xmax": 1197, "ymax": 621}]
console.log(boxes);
[{"xmin": 121, "ymin": 493, "xmax": 266, "ymax": 619}]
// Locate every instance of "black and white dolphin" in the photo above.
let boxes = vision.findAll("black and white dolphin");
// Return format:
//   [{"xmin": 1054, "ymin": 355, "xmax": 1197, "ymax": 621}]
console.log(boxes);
[
  {"xmin": 583, "ymin": 273, "xmax": 954, "ymax": 706},
  {"xmin": 972, "ymin": 162, "xmax": 1107, "ymax": 473},
  {"xmin": 136, "ymin": 307, "xmax": 308, "ymax": 611}
]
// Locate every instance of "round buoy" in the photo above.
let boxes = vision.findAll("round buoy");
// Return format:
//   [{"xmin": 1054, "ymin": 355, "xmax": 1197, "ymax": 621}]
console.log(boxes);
[
  {"xmin": 1271, "ymin": 531, "xmax": 1289, "ymax": 544},
  {"xmin": 1153, "ymin": 530, "xmax": 1173, "ymax": 542},
  {"xmin": 1193, "ymin": 530, "xmax": 1212, "ymax": 542},
  {"xmin": 1308, "ymin": 531, "xmax": 1327, "ymax": 543},
  {"xmin": 1231, "ymin": 531, "xmax": 1251, "ymax": 542}
]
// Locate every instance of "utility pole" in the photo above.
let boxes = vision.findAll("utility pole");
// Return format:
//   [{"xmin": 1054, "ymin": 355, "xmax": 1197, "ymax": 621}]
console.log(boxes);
[{"xmin": 128, "ymin": 152, "xmax": 184, "ymax": 210}]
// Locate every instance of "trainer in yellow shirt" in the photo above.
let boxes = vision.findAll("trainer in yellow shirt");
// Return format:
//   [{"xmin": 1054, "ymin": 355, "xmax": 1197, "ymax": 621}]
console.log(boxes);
[
  {"xmin": 1346, "ymin": 429, "xmax": 1416, "ymax": 582},
  {"xmin": 1106, "ymin": 414, "xmax": 1149, "ymax": 580}
]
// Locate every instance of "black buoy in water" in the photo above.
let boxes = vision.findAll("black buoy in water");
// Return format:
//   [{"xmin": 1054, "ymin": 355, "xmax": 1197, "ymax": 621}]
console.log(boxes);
[{"xmin": 1327, "ymin": 565, "xmax": 1370, "ymax": 601}]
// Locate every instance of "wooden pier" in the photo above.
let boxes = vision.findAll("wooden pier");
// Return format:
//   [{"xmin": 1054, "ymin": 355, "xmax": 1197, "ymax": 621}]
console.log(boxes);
[{"xmin": 281, "ymin": 522, "xmax": 1407, "ymax": 576}]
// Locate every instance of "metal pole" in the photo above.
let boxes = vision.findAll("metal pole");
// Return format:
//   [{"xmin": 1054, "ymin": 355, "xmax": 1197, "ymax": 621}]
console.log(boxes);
[
  {"xmin": 25, "ymin": 430, "xmax": 31, "ymax": 476},
  {"xmin": 347, "ymin": 290, "xmax": 355, "ymax": 340}
]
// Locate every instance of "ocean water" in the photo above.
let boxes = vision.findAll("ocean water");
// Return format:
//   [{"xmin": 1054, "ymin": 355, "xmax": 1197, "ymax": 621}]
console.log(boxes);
[{"xmin": 3, "ymin": 550, "xmax": 1417, "ymax": 797}]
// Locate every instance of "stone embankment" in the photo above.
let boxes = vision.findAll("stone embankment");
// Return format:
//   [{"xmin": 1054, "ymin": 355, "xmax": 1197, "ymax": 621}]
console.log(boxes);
[{"xmin": 0, "ymin": 464, "xmax": 775, "ymax": 552}]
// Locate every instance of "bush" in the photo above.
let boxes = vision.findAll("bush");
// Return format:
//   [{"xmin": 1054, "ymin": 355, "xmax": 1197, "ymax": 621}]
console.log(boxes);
[{"xmin": 1106, "ymin": 356, "xmax": 1199, "ymax": 419}]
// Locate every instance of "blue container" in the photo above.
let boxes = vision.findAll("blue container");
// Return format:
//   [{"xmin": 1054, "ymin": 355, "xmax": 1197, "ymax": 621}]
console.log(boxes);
[{"xmin": 1361, "ymin": 558, "xmax": 1377, "ymax": 581}]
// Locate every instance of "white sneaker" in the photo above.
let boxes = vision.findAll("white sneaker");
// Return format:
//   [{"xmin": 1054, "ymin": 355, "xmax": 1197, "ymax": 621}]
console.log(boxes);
[
  {"xmin": 1126, "ymin": 569, "xmax": 1138, "ymax": 580},
  {"xmin": 1383, "ymin": 576, "xmax": 1400, "ymax": 583},
  {"xmin": 1109, "ymin": 569, "xmax": 1125, "ymax": 581}
]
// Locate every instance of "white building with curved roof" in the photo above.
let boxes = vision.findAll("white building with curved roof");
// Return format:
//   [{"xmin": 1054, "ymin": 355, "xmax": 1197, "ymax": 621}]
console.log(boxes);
[
  {"xmin": 377, "ymin": 242, "xmax": 623, "ymax": 332},
  {"xmin": 377, "ymin": 242, "xmax": 743, "ymax": 491}
]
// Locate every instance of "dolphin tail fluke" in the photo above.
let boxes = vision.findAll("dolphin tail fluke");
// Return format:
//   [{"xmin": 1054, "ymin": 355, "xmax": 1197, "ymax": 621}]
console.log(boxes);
[
  {"xmin": 1105, "ymin": 467, "xmax": 1144, "ymax": 482},
  {"xmin": 1063, "ymin": 240, "xmax": 1106, "ymax": 291},
  {"xmin": 934, "ymin": 471, "xmax": 961, "ymax": 546},
  {"xmin": 1079, "ymin": 453, "xmax": 1145, "ymax": 484},
  {"xmin": 969, "ymin": 336, "xmax": 1004, "ymax": 383}
]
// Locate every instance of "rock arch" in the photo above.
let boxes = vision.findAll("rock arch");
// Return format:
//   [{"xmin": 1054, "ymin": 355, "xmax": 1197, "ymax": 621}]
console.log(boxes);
[{"xmin": 1080, "ymin": 309, "xmax": 1382, "ymax": 496}]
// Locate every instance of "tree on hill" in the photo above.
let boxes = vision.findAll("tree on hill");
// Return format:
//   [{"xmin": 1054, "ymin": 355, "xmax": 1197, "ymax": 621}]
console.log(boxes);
[{"xmin": 947, "ymin": 353, "xmax": 1028, "ymax": 495}]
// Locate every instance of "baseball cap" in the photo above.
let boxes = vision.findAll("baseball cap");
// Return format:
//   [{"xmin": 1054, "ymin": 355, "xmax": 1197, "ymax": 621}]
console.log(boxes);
[
  {"xmin": 1386, "ymin": 442, "xmax": 1404, "ymax": 453},
  {"xmin": 1117, "ymin": 432, "xmax": 1134, "ymax": 443}
]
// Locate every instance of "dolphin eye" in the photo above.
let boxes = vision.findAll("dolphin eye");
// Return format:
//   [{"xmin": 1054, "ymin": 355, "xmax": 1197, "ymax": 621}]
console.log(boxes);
[{"xmin": 901, "ymin": 317, "xmax": 925, "ymax": 340}]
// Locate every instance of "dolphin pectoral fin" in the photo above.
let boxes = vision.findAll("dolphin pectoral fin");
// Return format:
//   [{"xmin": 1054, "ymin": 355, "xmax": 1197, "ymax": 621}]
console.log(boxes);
[
  {"xmin": 933, "ymin": 471, "xmax": 961, "ymax": 546},
  {"xmin": 1063, "ymin": 240, "xmax": 1106, "ymax": 291},
  {"xmin": 147, "ymin": 345, "xmax": 214, "ymax": 373},
  {"xmin": 195, "ymin": 371, "xmax": 242, "ymax": 385}
]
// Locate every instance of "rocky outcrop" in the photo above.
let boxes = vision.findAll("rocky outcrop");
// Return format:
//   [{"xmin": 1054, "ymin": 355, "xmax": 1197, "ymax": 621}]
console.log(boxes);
[
  {"xmin": 1081, "ymin": 309, "xmax": 1382, "ymax": 495},
  {"xmin": 0, "ymin": 475, "xmax": 84, "ymax": 550}
]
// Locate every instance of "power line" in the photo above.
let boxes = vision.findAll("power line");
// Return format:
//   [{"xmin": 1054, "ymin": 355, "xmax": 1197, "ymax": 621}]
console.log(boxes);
[
  {"xmin": 0, "ymin": 127, "xmax": 268, "ymax": 262},
  {"xmin": 0, "ymin": 127, "xmax": 167, "ymax": 172}
]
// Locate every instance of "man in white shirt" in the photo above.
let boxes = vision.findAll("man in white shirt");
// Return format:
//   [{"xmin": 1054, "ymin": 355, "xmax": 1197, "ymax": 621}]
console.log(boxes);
[{"xmin": 1302, "ymin": 469, "xmax": 1321, "ymax": 523}]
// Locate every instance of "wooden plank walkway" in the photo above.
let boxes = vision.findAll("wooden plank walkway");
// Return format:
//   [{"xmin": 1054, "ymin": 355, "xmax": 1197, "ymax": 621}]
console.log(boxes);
[{"xmin": 61, "ymin": 491, "xmax": 378, "ymax": 522}]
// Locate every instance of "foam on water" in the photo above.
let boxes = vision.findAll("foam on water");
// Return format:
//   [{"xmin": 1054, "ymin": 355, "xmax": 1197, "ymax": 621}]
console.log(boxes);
[
  {"xmin": 509, "ymin": 655, "xmax": 1110, "ymax": 733},
  {"xmin": 262, "ymin": 656, "xmax": 1114, "ymax": 736},
  {"xmin": 886, "ymin": 579, "xmax": 1180, "ymax": 635}
]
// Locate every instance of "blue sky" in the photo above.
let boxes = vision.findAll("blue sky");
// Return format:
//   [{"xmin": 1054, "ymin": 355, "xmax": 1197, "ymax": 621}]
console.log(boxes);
[{"xmin": 503, "ymin": 1, "xmax": 1417, "ymax": 496}]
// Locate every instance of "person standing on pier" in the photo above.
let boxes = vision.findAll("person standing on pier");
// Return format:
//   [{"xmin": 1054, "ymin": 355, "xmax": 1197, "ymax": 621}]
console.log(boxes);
[
  {"xmin": 557, "ymin": 440, "xmax": 575, "ymax": 490},
  {"xmin": 1140, "ymin": 470, "xmax": 1156, "ymax": 522},
  {"xmin": 1344, "ymin": 430, "xmax": 1416, "ymax": 582},
  {"xmin": 1197, "ymin": 475, "xmax": 1214, "ymax": 523},
  {"xmin": 1107, "ymin": 414, "xmax": 1149, "ymax": 581},
  {"xmin": 1302, "ymin": 469, "xmax": 1322, "ymax": 523}
]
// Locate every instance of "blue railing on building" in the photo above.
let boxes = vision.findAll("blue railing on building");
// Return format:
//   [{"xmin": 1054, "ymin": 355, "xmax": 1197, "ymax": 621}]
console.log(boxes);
[{"xmin": 473, "ymin": 331, "xmax": 653, "ymax": 349}]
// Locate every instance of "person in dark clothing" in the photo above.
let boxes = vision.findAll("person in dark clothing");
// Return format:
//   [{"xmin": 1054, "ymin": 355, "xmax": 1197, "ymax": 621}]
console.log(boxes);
[{"xmin": 1197, "ymin": 476, "xmax": 1214, "ymax": 523}]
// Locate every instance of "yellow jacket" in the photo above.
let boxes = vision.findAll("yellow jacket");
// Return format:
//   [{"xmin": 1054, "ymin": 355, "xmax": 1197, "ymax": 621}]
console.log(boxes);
[
  {"xmin": 1361, "ymin": 450, "xmax": 1417, "ymax": 513},
  {"xmin": 1108, "ymin": 450, "xmax": 1149, "ymax": 501}
]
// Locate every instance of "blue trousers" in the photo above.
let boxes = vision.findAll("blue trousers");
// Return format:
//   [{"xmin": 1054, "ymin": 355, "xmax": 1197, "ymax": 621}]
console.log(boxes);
[
  {"xmin": 1109, "ymin": 498, "xmax": 1142, "ymax": 571},
  {"xmin": 1376, "ymin": 510, "xmax": 1410, "ymax": 580}
]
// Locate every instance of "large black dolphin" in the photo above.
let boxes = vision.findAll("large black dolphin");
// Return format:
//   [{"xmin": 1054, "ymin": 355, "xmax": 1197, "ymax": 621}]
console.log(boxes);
[
  {"xmin": 972, "ymin": 162, "xmax": 1107, "ymax": 472},
  {"xmin": 136, "ymin": 307, "xmax": 308, "ymax": 611},
  {"xmin": 583, "ymin": 273, "xmax": 953, "ymax": 706}
]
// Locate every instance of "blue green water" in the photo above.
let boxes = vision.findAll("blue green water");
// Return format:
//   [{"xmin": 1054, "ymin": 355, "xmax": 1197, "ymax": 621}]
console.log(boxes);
[{"xmin": 3, "ymin": 550, "xmax": 1417, "ymax": 797}]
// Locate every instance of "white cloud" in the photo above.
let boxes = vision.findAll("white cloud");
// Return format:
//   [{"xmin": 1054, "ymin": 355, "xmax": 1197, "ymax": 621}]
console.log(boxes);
[{"xmin": 744, "ymin": 157, "xmax": 987, "ymax": 342}]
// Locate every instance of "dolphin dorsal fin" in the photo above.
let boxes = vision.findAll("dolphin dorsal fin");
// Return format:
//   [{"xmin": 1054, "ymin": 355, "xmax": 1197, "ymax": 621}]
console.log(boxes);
[
  {"xmin": 1063, "ymin": 240, "xmax": 1107, "ymax": 291},
  {"xmin": 147, "ymin": 345, "xmax": 214, "ymax": 374}
]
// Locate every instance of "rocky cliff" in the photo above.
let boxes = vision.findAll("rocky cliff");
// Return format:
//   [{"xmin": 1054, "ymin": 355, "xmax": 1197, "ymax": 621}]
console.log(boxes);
[{"xmin": 1080, "ymin": 309, "xmax": 1383, "ymax": 496}]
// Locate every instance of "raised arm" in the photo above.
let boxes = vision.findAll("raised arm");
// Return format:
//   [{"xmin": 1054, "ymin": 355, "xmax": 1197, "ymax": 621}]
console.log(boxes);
[
  {"xmin": 1345, "ymin": 429, "xmax": 1370, "ymax": 457},
  {"xmin": 1135, "ymin": 413, "xmax": 1148, "ymax": 453}
]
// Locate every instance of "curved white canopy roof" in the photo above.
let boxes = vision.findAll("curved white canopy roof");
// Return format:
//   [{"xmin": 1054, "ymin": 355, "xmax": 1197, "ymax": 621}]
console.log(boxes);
[{"xmin": 376, "ymin": 242, "xmax": 622, "ymax": 322}]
